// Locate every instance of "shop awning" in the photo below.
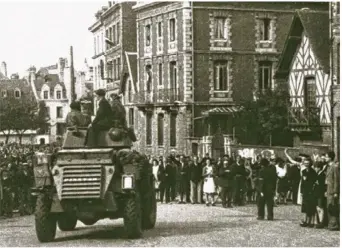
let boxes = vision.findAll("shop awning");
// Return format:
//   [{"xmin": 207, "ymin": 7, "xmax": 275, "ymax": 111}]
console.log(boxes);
[{"xmin": 202, "ymin": 106, "xmax": 242, "ymax": 116}]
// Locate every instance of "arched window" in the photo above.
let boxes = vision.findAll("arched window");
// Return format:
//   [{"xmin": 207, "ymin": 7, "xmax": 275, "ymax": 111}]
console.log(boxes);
[{"xmin": 14, "ymin": 88, "xmax": 21, "ymax": 98}]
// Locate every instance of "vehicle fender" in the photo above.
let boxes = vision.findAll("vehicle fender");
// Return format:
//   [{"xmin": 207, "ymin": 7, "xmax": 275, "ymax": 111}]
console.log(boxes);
[{"xmin": 50, "ymin": 194, "xmax": 64, "ymax": 213}]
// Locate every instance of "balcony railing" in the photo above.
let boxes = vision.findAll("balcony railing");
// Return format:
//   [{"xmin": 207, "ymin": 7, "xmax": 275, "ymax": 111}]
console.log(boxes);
[
  {"xmin": 133, "ymin": 88, "xmax": 183, "ymax": 104},
  {"xmin": 288, "ymin": 107, "xmax": 320, "ymax": 126}
]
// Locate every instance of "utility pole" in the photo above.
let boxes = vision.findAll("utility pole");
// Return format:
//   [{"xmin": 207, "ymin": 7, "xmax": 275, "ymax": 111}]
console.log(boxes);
[{"xmin": 70, "ymin": 46, "xmax": 76, "ymax": 102}]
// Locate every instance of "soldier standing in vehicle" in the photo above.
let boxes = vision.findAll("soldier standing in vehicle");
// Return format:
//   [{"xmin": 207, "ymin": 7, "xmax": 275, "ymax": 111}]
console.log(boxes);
[
  {"xmin": 66, "ymin": 101, "xmax": 89, "ymax": 128},
  {"xmin": 109, "ymin": 93, "xmax": 127, "ymax": 129},
  {"xmin": 86, "ymin": 89, "xmax": 114, "ymax": 146}
]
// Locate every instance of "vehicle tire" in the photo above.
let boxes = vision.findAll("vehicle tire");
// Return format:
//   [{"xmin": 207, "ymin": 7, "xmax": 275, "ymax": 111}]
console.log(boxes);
[
  {"xmin": 142, "ymin": 188, "xmax": 157, "ymax": 230},
  {"xmin": 57, "ymin": 213, "xmax": 77, "ymax": 231},
  {"xmin": 35, "ymin": 194, "xmax": 56, "ymax": 243},
  {"xmin": 123, "ymin": 193, "xmax": 142, "ymax": 239}
]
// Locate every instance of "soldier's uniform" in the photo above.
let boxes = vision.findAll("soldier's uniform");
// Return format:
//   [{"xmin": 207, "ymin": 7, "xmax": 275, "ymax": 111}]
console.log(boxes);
[{"xmin": 110, "ymin": 94, "xmax": 127, "ymax": 129}]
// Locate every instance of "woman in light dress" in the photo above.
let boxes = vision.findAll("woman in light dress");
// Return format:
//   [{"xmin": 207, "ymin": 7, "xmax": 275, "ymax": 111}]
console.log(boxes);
[
  {"xmin": 152, "ymin": 159, "xmax": 161, "ymax": 201},
  {"xmin": 202, "ymin": 158, "xmax": 216, "ymax": 206}
]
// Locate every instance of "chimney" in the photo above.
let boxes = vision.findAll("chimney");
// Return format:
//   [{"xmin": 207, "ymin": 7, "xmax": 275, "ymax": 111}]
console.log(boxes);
[
  {"xmin": 1, "ymin": 61, "xmax": 7, "ymax": 77},
  {"xmin": 108, "ymin": 1, "xmax": 112, "ymax": 7},
  {"xmin": 10, "ymin": 73, "xmax": 19, "ymax": 80}
]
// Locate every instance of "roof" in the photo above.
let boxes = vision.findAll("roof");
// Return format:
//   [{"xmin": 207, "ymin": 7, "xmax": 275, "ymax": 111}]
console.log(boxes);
[
  {"xmin": 275, "ymin": 9, "xmax": 330, "ymax": 78},
  {"xmin": 34, "ymin": 74, "xmax": 65, "ymax": 92},
  {"xmin": 0, "ymin": 79, "xmax": 35, "ymax": 100},
  {"xmin": 202, "ymin": 106, "xmax": 243, "ymax": 116}
]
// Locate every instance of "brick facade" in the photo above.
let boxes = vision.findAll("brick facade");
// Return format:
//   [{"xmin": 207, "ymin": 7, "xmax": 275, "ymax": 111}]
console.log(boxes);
[{"xmin": 125, "ymin": 2, "xmax": 329, "ymax": 157}]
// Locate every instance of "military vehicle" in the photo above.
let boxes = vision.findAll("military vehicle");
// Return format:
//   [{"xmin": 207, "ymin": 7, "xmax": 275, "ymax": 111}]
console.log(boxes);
[{"xmin": 31, "ymin": 127, "xmax": 156, "ymax": 243}]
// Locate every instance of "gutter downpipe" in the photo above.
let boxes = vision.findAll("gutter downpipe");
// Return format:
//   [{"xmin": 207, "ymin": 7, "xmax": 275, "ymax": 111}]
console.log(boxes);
[
  {"xmin": 329, "ymin": 2, "xmax": 334, "ymax": 152},
  {"xmin": 189, "ymin": 1, "xmax": 195, "ymax": 153}
]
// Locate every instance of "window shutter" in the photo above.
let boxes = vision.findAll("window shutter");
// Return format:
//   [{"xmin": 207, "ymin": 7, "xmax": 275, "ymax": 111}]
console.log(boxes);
[
  {"xmin": 224, "ymin": 18, "xmax": 229, "ymax": 39},
  {"xmin": 214, "ymin": 18, "xmax": 218, "ymax": 38},
  {"xmin": 268, "ymin": 20, "xmax": 272, "ymax": 40},
  {"xmin": 259, "ymin": 20, "xmax": 264, "ymax": 40}
]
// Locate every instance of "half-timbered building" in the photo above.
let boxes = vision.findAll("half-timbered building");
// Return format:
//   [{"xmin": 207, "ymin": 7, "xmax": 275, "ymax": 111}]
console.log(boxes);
[
  {"xmin": 275, "ymin": 9, "xmax": 332, "ymax": 149},
  {"xmin": 129, "ymin": 2, "xmax": 328, "ymax": 157}
]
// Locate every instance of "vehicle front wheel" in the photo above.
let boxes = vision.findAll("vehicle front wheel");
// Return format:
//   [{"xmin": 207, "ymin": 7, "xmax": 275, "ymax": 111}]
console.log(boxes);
[
  {"xmin": 57, "ymin": 213, "xmax": 77, "ymax": 231},
  {"xmin": 142, "ymin": 189, "xmax": 157, "ymax": 230},
  {"xmin": 35, "ymin": 194, "xmax": 56, "ymax": 243},
  {"xmin": 123, "ymin": 193, "xmax": 142, "ymax": 239}
]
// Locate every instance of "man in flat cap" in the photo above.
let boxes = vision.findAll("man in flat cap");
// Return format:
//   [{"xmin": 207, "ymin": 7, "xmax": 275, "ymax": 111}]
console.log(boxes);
[{"xmin": 86, "ymin": 89, "xmax": 114, "ymax": 146}]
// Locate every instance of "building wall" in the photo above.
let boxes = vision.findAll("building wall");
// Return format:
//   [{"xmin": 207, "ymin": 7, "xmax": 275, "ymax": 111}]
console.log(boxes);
[{"xmin": 130, "ymin": 2, "xmax": 329, "ymax": 156}]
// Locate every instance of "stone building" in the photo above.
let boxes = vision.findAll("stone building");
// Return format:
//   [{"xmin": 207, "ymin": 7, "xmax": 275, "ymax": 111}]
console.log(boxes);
[
  {"xmin": 127, "ymin": 1, "xmax": 328, "ymax": 157},
  {"xmin": 89, "ymin": 6, "xmax": 107, "ymax": 113},
  {"xmin": 89, "ymin": 1, "xmax": 136, "ymax": 114}
]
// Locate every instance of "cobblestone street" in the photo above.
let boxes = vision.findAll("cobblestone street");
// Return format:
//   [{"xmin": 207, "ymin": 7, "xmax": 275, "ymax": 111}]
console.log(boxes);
[{"xmin": 0, "ymin": 203, "xmax": 339, "ymax": 247}]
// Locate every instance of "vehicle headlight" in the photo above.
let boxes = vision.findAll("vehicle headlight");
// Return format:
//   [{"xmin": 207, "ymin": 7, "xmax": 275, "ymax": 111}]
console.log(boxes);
[{"xmin": 122, "ymin": 175, "xmax": 134, "ymax": 189}]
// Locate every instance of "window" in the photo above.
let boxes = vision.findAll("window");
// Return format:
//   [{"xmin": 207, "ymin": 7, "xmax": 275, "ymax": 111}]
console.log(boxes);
[
  {"xmin": 214, "ymin": 61, "xmax": 228, "ymax": 91},
  {"xmin": 57, "ymin": 107, "xmax": 63, "ymax": 118},
  {"xmin": 169, "ymin": 18, "xmax": 175, "ymax": 42},
  {"xmin": 128, "ymin": 108, "xmax": 134, "ymax": 126},
  {"xmin": 258, "ymin": 61, "xmax": 272, "ymax": 90},
  {"xmin": 14, "ymin": 89, "xmax": 21, "ymax": 98},
  {"xmin": 304, "ymin": 77, "xmax": 316, "ymax": 108},
  {"xmin": 157, "ymin": 113, "xmax": 164, "ymax": 146},
  {"xmin": 45, "ymin": 106, "xmax": 50, "ymax": 118},
  {"xmin": 146, "ymin": 113, "xmax": 152, "ymax": 145},
  {"xmin": 56, "ymin": 90, "xmax": 61, "ymax": 99},
  {"xmin": 158, "ymin": 63, "xmax": 163, "ymax": 86},
  {"xmin": 157, "ymin": 22, "xmax": 162, "ymax": 37},
  {"xmin": 260, "ymin": 18, "xmax": 271, "ymax": 41},
  {"xmin": 170, "ymin": 114, "xmax": 177, "ymax": 147},
  {"xmin": 145, "ymin": 24, "xmax": 151, "ymax": 46},
  {"xmin": 112, "ymin": 25, "xmax": 116, "ymax": 45},
  {"xmin": 146, "ymin": 65, "xmax": 152, "ymax": 92},
  {"xmin": 105, "ymin": 29, "xmax": 109, "ymax": 50},
  {"xmin": 1, "ymin": 90, "xmax": 7, "ymax": 98},
  {"xmin": 117, "ymin": 57, "xmax": 121, "ymax": 80},
  {"xmin": 116, "ymin": 22, "xmax": 120, "ymax": 44},
  {"xmin": 43, "ymin": 90, "xmax": 49, "ymax": 99},
  {"xmin": 170, "ymin": 62, "xmax": 177, "ymax": 89},
  {"xmin": 214, "ymin": 17, "xmax": 227, "ymax": 39},
  {"xmin": 56, "ymin": 123, "xmax": 66, "ymax": 136},
  {"xmin": 113, "ymin": 60, "xmax": 117, "ymax": 80}
]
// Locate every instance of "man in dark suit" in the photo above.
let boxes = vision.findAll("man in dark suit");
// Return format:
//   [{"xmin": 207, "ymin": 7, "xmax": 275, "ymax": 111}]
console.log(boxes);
[
  {"xmin": 86, "ymin": 89, "xmax": 114, "ymax": 146},
  {"xmin": 217, "ymin": 158, "xmax": 235, "ymax": 208},
  {"xmin": 189, "ymin": 156, "xmax": 203, "ymax": 204},
  {"xmin": 232, "ymin": 155, "xmax": 247, "ymax": 206},
  {"xmin": 256, "ymin": 158, "xmax": 277, "ymax": 221},
  {"xmin": 178, "ymin": 155, "xmax": 189, "ymax": 204},
  {"xmin": 325, "ymin": 151, "xmax": 339, "ymax": 231}
]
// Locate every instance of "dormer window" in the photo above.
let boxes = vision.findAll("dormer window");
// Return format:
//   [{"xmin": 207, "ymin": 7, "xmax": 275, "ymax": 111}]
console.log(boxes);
[
  {"xmin": 14, "ymin": 89, "xmax": 21, "ymax": 98},
  {"xmin": 56, "ymin": 90, "xmax": 61, "ymax": 99},
  {"xmin": 43, "ymin": 90, "xmax": 49, "ymax": 99}
]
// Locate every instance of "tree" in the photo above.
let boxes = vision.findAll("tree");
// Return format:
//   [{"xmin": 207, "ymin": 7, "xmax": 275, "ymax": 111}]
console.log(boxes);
[
  {"xmin": 235, "ymin": 89, "xmax": 293, "ymax": 146},
  {"xmin": 0, "ymin": 97, "xmax": 49, "ymax": 144}
]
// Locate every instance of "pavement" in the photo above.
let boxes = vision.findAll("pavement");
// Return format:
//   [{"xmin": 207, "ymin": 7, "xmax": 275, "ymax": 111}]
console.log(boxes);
[{"xmin": 0, "ymin": 203, "xmax": 339, "ymax": 247}]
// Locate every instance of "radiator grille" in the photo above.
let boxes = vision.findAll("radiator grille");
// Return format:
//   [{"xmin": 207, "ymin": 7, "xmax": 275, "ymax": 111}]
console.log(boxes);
[{"xmin": 61, "ymin": 165, "xmax": 103, "ymax": 199}]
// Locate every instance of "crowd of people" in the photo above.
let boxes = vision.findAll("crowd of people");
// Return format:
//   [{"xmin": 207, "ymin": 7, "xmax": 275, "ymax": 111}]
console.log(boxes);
[
  {"xmin": 151, "ymin": 149, "xmax": 340, "ymax": 231},
  {"xmin": 0, "ymin": 142, "xmax": 60, "ymax": 217}
]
